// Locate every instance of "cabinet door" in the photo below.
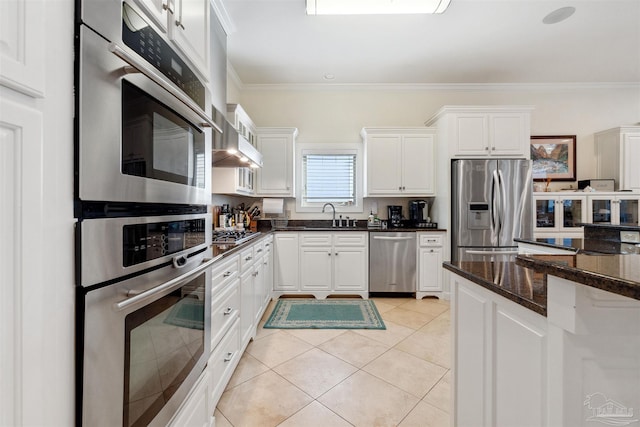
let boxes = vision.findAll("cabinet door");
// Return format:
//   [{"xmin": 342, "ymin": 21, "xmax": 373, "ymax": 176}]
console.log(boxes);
[
  {"xmin": 489, "ymin": 113, "xmax": 527, "ymax": 156},
  {"xmin": 169, "ymin": 0, "xmax": 209, "ymax": 81},
  {"xmin": 401, "ymin": 135, "xmax": 435, "ymax": 195},
  {"xmin": 622, "ymin": 133, "xmax": 640, "ymax": 191},
  {"xmin": 557, "ymin": 196, "xmax": 586, "ymax": 231},
  {"xmin": 239, "ymin": 268, "xmax": 254, "ymax": 346},
  {"xmin": 453, "ymin": 113, "xmax": 489, "ymax": 156},
  {"xmin": 134, "ymin": 0, "xmax": 169, "ymax": 32},
  {"xmin": 274, "ymin": 234, "xmax": 299, "ymax": 291},
  {"xmin": 333, "ymin": 247, "xmax": 367, "ymax": 291},
  {"xmin": 300, "ymin": 247, "xmax": 332, "ymax": 291},
  {"xmin": 252, "ymin": 259, "xmax": 265, "ymax": 325},
  {"xmin": 262, "ymin": 243, "xmax": 274, "ymax": 306},
  {"xmin": 168, "ymin": 370, "xmax": 212, "ymax": 427},
  {"xmin": 418, "ymin": 247, "xmax": 442, "ymax": 292},
  {"xmin": 588, "ymin": 197, "xmax": 613, "ymax": 225},
  {"xmin": 366, "ymin": 136, "xmax": 402, "ymax": 194},
  {"xmin": 257, "ymin": 134, "xmax": 293, "ymax": 196},
  {"xmin": 616, "ymin": 196, "xmax": 639, "ymax": 226},
  {"xmin": 534, "ymin": 196, "xmax": 558, "ymax": 231}
]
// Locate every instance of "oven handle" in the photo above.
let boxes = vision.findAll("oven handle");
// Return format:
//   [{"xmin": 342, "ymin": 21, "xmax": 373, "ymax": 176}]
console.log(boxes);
[
  {"xmin": 114, "ymin": 257, "xmax": 215, "ymax": 311},
  {"xmin": 108, "ymin": 42, "xmax": 222, "ymax": 134}
]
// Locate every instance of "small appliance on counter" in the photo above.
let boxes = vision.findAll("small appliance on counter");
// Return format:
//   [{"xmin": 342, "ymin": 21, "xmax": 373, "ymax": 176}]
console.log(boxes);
[
  {"xmin": 408, "ymin": 200, "xmax": 429, "ymax": 226},
  {"xmin": 387, "ymin": 205, "xmax": 403, "ymax": 228}
]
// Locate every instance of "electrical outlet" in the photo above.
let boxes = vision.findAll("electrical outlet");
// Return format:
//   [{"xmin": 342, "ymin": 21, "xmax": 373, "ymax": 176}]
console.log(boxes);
[{"xmin": 620, "ymin": 231, "xmax": 640, "ymax": 243}]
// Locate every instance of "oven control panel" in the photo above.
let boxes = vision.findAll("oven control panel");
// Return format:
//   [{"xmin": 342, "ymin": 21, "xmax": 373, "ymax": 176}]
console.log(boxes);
[{"xmin": 123, "ymin": 218, "xmax": 206, "ymax": 266}]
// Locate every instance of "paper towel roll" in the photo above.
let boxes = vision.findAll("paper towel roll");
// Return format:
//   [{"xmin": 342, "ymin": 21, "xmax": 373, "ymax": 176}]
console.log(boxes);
[{"xmin": 263, "ymin": 198, "xmax": 284, "ymax": 214}]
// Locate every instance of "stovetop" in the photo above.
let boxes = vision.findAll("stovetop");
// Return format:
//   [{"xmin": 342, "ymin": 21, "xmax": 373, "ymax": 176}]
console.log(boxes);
[{"xmin": 212, "ymin": 230, "xmax": 261, "ymax": 245}]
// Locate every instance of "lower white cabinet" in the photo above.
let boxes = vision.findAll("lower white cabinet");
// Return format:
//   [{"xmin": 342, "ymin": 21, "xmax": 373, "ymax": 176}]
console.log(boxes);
[
  {"xmin": 275, "ymin": 232, "xmax": 368, "ymax": 299},
  {"xmin": 208, "ymin": 319, "xmax": 241, "ymax": 411},
  {"xmin": 451, "ymin": 271, "xmax": 547, "ymax": 426},
  {"xmin": 417, "ymin": 232, "xmax": 446, "ymax": 299},
  {"xmin": 169, "ymin": 369, "xmax": 213, "ymax": 427}
]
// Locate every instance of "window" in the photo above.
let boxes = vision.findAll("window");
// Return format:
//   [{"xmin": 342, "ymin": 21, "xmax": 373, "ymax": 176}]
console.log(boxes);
[
  {"xmin": 302, "ymin": 153, "xmax": 356, "ymax": 205},
  {"xmin": 295, "ymin": 142, "xmax": 363, "ymax": 213}
]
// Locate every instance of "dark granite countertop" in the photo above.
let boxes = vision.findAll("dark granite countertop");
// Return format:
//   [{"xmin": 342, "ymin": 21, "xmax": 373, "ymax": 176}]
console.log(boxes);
[
  {"xmin": 516, "ymin": 254, "xmax": 640, "ymax": 301},
  {"xmin": 443, "ymin": 261, "xmax": 547, "ymax": 316},
  {"xmin": 210, "ymin": 232, "xmax": 270, "ymax": 260}
]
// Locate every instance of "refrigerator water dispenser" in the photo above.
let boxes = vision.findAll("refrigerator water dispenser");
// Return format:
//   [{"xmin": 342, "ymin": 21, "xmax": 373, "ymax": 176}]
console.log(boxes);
[{"xmin": 467, "ymin": 203, "xmax": 490, "ymax": 229}]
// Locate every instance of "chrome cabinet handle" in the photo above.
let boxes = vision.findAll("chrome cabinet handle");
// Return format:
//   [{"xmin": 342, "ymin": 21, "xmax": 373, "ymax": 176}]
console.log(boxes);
[
  {"xmin": 223, "ymin": 307, "xmax": 233, "ymax": 316},
  {"xmin": 223, "ymin": 271, "xmax": 232, "ymax": 278},
  {"xmin": 256, "ymin": 249, "xmax": 263, "ymax": 253},
  {"xmin": 162, "ymin": 2, "xmax": 174, "ymax": 13},
  {"xmin": 224, "ymin": 352, "xmax": 234, "ymax": 362},
  {"xmin": 245, "ymin": 256, "xmax": 252, "ymax": 261},
  {"xmin": 108, "ymin": 43, "xmax": 221, "ymax": 133}
]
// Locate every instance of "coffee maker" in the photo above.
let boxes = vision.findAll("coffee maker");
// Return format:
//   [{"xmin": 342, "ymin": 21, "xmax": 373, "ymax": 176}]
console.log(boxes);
[
  {"xmin": 387, "ymin": 205, "xmax": 403, "ymax": 228},
  {"xmin": 408, "ymin": 200, "xmax": 429, "ymax": 226}
]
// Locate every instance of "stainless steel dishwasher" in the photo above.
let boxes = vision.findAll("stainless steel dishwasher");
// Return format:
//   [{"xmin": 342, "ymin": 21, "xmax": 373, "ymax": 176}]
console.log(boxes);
[{"xmin": 369, "ymin": 232, "xmax": 416, "ymax": 293}]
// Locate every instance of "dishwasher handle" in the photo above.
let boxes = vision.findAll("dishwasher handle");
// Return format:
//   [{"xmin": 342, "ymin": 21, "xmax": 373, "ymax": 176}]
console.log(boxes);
[{"xmin": 371, "ymin": 236, "xmax": 415, "ymax": 241}]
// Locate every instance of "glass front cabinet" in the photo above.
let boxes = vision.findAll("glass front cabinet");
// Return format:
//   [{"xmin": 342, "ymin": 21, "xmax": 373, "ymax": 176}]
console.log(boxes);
[
  {"xmin": 534, "ymin": 193, "xmax": 586, "ymax": 237},
  {"xmin": 587, "ymin": 194, "xmax": 640, "ymax": 226}
]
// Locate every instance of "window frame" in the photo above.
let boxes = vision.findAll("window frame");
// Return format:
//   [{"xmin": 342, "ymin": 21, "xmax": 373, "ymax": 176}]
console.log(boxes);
[{"xmin": 295, "ymin": 141, "xmax": 363, "ymax": 213}]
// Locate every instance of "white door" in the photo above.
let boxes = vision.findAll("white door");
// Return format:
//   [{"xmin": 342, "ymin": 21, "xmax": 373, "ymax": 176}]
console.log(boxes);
[
  {"xmin": 333, "ymin": 248, "xmax": 367, "ymax": 291},
  {"xmin": 274, "ymin": 234, "xmax": 299, "ymax": 291},
  {"xmin": 300, "ymin": 247, "xmax": 332, "ymax": 291},
  {"xmin": 418, "ymin": 247, "xmax": 442, "ymax": 292},
  {"xmin": 169, "ymin": 0, "xmax": 209, "ymax": 80},
  {"xmin": 366, "ymin": 136, "xmax": 401, "ymax": 194},
  {"xmin": 402, "ymin": 135, "xmax": 435, "ymax": 195}
]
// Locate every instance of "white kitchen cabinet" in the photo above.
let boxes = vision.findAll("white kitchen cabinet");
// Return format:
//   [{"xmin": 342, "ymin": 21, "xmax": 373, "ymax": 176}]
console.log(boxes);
[
  {"xmin": 426, "ymin": 106, "xmax": 533, "ymax": 158},
  {"xmin": 239, "ymin": 245, "xmax": 256, "ymax": 347},
  {"xmin": 417, "ymin": 232, "xmax": 446, "ymax": 299},
  {"xmin": 361, "ymin": 128, "xmax": 436, "ymax": 196},
  {"xmin": 0, "ymin": 0, "xmax": 45, "ymax": 96},
  {"xmin": 169, "ymin": 369, "xmax": 213, "ymax": 427},
  {"xmin": 587, "ymin": 193, "xmax": 640, "ymax": 226},
  {"xmin": 261, "ymin": 236, "xmax": 274, "ymax": 308},
  {"xmin": 533, "ymin": 193, "xmax": 587, "ymax": 238},
  {"xmin": 274, "ymin": 232, "xmax": 368, "ymax": 299},
  {"xmin": 168, "ymin": 0, "xmax": 210, "ymax": 81},
  {"xmin": 252, "ymin": 242, "xmax": 265, "ymax": 327},
  {"xmin": 212, "ymin": 167, "xmax": 254, "ymax": 196},
  {"xmin": 228, "ymin": 104, "xmax": 257, "ymax": 147},
  {"xmin": 208, "ymin": 319, "xmax": 240, "ymax": 416},
  {"xmin": 451, "ymin": 272, "xmax": 547, "ymax": 427},
  {"xmin": 256, "ymin": 127, "xmax": 298, "ymax": 196},
  {"xmin": 595, "ymin": 126, "xmax": 640, "ymax": 191},
  {"xmin": 133, "ymin": 0, "xmax": 169, "ymax": 32},
  {"xmin": 274, "ymin": 233, "xmax": 300, "ymax": 291}
]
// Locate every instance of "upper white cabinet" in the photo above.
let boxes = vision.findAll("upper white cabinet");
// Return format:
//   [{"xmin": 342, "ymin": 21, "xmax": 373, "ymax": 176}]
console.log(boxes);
[
  {"xmin": 211, "ymin": 167, "xmax": 254, "ymax": 196},
  {"xmin": 0, "ymin": 0, "xmax": 45, "ymax": 96},
  {"xmin": 134, "ymin": 0, "xmax": 169, "ymax": 31},
  {"xmin": 256, "ymin": 127, "xmax": 298, "ymax": 197},
  {"xmin": 426, "ymin": 106, "xmax": 533, "ymax": 158},
  {"xmin": 228, "ymin": 104, "xmax": 257, "ymax": 147},
  {"xmin": 361, "ymin": 128, "xmax": 436, "ymax": 196},
  {"xmin": 595, "ymin": 126, "xmax": 640, "ymax": 192}
]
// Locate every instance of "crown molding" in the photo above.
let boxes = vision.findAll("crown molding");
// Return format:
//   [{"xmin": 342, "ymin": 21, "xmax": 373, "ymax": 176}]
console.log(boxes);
[
  {"xmin": 232, "ymin": 81, "xmax": 640, "ymax": 92},
  {"xmin": 210, "ymin": 0, "xmax": 236, "ymax": 35}
]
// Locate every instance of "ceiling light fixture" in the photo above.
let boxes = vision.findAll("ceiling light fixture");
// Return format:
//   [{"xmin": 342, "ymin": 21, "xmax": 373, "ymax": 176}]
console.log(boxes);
[
  {"xmin": 323, "ymin": 73, "xmax": 335, "ymax": 80},
  {"xmin": 306, "ymin": 0, "xmax": 451, "ymax": 15},
  {"xmin": 542, "ymin": 6, "xmax": 576, "ymax": 24}
]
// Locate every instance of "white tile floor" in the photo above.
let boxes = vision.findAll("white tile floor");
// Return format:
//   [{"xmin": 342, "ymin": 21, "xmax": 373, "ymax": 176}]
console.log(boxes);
[{"xmin": 215, "ymin": 297, "xmax": 451, "ymax": 427}]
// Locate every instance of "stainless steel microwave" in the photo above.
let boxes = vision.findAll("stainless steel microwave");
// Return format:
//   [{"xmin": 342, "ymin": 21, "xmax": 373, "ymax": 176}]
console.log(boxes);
[{"xmin": 77, "ymin": 1, "xmax": 217, "ymax": 205}]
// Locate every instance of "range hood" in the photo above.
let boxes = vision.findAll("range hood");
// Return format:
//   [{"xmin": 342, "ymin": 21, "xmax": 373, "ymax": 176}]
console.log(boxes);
[{"xmin": 211, "ymin": 110, "xmax": 263, "ymax": 168}]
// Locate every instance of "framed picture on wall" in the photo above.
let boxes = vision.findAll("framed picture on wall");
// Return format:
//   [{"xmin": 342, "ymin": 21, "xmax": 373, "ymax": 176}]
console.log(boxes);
[{"xmin": 530, "ymin": 135, "xmax": 576, "ymax": 181}]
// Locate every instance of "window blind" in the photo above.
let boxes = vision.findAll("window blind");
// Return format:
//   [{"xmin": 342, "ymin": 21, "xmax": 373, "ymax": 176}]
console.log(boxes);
[{"xmin": 302, "ymin": 153, "xmax": 356, "ymax": 203}]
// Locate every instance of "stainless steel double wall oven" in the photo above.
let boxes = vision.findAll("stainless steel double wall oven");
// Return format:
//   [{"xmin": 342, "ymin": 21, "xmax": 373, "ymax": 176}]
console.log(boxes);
[{"xmin": 75, "ymin": 1, "xmax": 217, "ymax": 425}]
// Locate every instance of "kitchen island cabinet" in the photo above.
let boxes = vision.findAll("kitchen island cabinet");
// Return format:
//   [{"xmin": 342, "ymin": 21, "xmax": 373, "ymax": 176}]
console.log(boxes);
[
  {"xmin": 361, "ymin": 128, "xmax": 436, "ymax": 197},
  {"xmin": 446, "ymin": 252, "xmax": 640, "ymax": 427}
]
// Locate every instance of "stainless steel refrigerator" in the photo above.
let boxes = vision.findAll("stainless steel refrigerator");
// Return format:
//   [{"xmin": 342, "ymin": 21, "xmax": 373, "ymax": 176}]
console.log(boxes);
[{"xmin": 451, "ymin": 159, "xmax": 533, "ymax": 262}]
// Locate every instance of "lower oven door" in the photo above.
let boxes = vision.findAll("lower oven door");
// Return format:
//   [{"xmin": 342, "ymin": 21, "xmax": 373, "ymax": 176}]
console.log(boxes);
[{"xmin": 80, "ymin": 255, "xmax": 212, "ymax": 427}]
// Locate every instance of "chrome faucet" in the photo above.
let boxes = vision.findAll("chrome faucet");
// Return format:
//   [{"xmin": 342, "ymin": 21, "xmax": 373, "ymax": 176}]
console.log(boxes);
[{"xmin": 322, "ymin": 203, "xmax": 337, "ymax": 227}]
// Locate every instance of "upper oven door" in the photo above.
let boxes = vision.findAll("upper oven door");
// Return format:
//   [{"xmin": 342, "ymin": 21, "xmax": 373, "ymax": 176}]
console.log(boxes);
[{"xmin": 78, "ymin": 18, "xmax": 213, "ymax": 205}]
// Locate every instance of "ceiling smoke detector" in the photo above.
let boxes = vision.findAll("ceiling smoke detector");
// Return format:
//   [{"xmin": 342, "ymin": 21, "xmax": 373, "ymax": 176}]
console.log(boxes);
[
  {"xmin": 542, "ymin": 6, "xmax": 576, "ymax": 24},
  {"xmin": 306, "ymin": 0, "xmax": 451, "ymax": 15}
]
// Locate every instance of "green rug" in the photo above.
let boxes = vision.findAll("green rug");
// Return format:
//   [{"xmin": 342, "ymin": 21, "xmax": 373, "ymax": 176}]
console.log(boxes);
[
  {"xmin": 263, "ymin": 299, "xmax": 386, "ymax": 330},
  {"xmin": 164, "ymin": 298, "xmax": 204, "ymax": 330}
]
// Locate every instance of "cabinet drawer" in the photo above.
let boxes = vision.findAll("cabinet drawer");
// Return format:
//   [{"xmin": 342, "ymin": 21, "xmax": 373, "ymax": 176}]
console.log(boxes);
[
  {"xmin": 419, "ymin": 234, "xmax": 443, "ymax": 247},
  {"xmin": 300, "ymin": 233, "xmax": 333, "ymax": 246},
  {"xmin": 211, "ymin": 280, "xmax": 240, "ymax": 348},
  {"xmin": 209, "ymin": 319, "xmax": 240, "ymax": 407},
  {"xmin": 253, "ymin": 240, "xmax": 265, "ymax": 258},
  {"xmin": 333, "ymin": 232, "xmax": 367, "ymax": 247},
  {"xmin": 240, "ymin": 247, "xmax": 255, "ymax": 272},
  {"xmin": 211, "ymin": 255, "xmax": 239, "ymax": 295}
]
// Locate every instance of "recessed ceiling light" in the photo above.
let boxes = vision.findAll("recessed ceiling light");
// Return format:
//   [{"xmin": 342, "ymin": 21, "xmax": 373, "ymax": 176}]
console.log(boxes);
[
  {"xmin": 306, "ymin": 0, "xmax": 451, "ymax": 15},
  {"xmin": 542, "ymin": 6, "xmax": 576, "ymax": 24},
  {"xmin": 323, "ymin": 73, "xmax": 335, "ymax": 80}
]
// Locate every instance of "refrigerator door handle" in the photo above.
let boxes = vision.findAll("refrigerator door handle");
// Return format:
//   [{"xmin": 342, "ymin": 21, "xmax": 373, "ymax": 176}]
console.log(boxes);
[
  {"xmin": 491, "ymin": 170, "xmax": 500, "ymax": 234},
  {"xmin": 497, "ymin": 169, "xmax": 506, "ymax": 233}
]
